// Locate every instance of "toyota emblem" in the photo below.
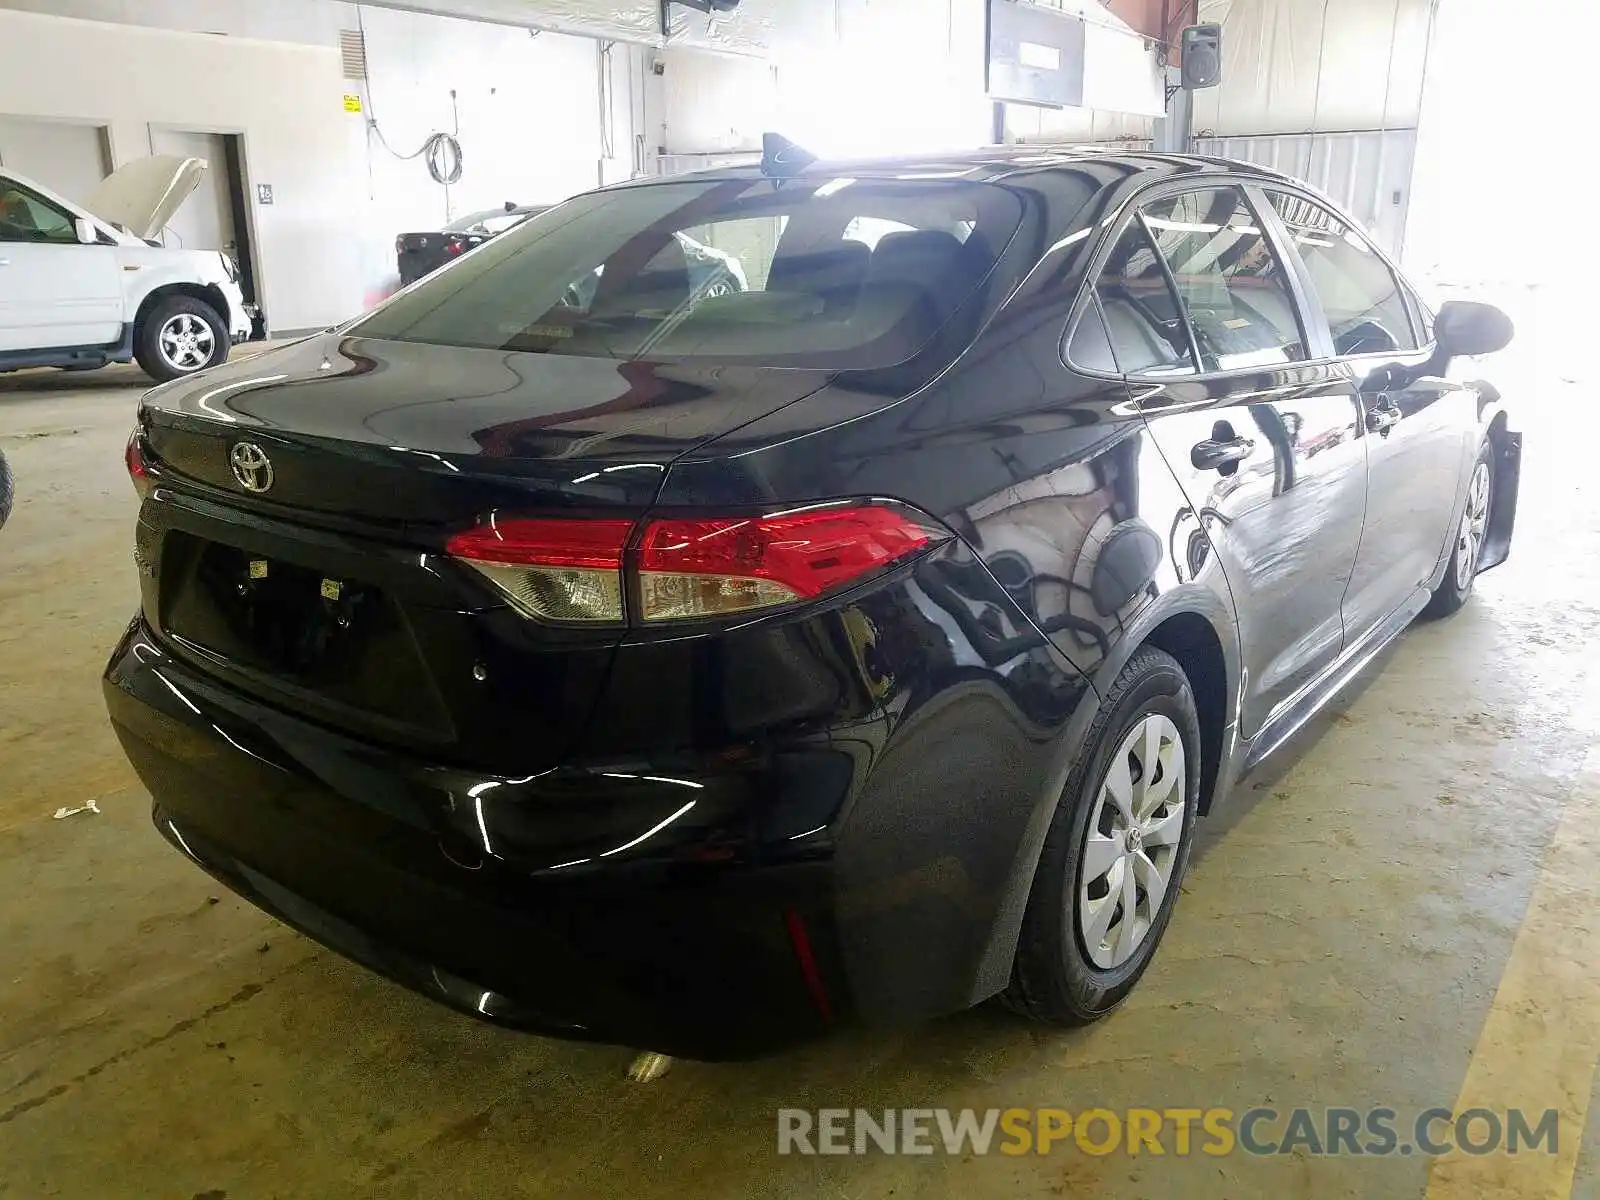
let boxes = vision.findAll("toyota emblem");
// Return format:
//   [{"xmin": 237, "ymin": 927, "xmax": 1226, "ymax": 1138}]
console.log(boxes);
[{"xmin": 229, "ymin": 442, "xmax": 274, "ymax": 493}]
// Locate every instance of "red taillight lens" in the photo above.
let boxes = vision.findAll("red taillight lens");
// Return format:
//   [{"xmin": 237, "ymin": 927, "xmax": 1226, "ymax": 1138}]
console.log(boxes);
[
  {"xmin": 445, "ymin": 237, "xmax": 465, "ymax": 257},
  {"xmin": 125, "ymin": 430, "xmax": 151, "ymax": 499},
  {"xmin": 445, "ymin": 505, "xmax": 942, "ymax": 625},
  {"xmin": 446, "ymin": 517, "xmax": 631, "ymax": 623},
  {"xmin": 637, "ymin": 504, "xmax": 938, "ymax": 622}
]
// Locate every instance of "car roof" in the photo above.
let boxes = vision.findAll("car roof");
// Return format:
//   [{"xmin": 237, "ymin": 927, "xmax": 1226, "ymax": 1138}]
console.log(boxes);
[{"xmin": 621, "ymin": 145, "xmax": 1297, "ymax": 188}]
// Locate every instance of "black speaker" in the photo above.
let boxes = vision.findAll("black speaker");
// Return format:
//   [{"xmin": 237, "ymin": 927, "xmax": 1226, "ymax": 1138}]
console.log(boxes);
[{"xmin": 1180, "ymin": 24, "xmax": 1223, "ymax": 90}]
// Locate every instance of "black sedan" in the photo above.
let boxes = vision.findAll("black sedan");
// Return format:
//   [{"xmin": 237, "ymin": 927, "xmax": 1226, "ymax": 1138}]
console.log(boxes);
[
  {"xmin": 108, "ymin": 148, "xmax": 1517, "ymax": 1059},
  {"xmin": 395, "ymin": 202, "xmax": 544, "ymax": 286}
]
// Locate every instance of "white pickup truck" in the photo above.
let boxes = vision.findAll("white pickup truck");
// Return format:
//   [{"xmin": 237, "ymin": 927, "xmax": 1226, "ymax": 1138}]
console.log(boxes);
[{"xmin": 0, "ymin": 155, "xmax": 253, "ymax": 382}]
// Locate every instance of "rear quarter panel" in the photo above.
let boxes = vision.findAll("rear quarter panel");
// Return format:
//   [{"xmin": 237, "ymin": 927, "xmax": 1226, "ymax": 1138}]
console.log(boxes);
[{"xmin": 653, "ymin": 236, "xmax": 1241, "ymax": 1018}]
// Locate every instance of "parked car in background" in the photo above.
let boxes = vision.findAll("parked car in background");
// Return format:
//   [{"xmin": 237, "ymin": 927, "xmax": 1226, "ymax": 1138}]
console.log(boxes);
[
  {"xmin": 396, "ymin": 203, "xmax": 547, "ymax": 286},
  {"xmin": 108, "ymin": 148, "xmax": 1517, "ymax": 1060},
  {"xmin": 0, "ymin": 156, "xmax": 252, "ymax": 382}
]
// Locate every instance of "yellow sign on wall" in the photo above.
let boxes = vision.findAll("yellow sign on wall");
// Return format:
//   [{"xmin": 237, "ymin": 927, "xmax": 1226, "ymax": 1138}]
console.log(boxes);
[{"xmin": 343, "ymin": 93, "xmax": 363, "ymax": 113}]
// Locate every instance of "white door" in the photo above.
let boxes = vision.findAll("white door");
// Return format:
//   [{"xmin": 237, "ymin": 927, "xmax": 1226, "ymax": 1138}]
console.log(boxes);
[
  {"xmin": 147, "ymin": 130, "xmax": 236, "ymax": 256},
  {"xmin": 0, "ymin": 179, "xmax": 122, "ymax": 352}
]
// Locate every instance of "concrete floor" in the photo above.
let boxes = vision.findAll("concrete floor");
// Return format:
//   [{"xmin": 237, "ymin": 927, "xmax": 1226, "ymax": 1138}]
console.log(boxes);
[{"xmin": 2, "ymin": 311, "xmax": 1598, "ymax": 1199}]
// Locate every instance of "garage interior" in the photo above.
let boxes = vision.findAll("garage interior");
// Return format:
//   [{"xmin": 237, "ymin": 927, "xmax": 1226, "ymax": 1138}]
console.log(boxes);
[{"xmin": 2, "ymin": 0, "xmax": 1596, "ymax": 1197}]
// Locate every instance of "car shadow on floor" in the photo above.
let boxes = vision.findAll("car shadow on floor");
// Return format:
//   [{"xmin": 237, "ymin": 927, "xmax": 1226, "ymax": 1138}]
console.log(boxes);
[
  {"xmin": 0, "ymin": 341, "xmax": 283, "ymax": 397},
  {"xmin": 1188, "ymin": 635, "xmax": 1401, "ymax": 865},
  {"xmin": 0, "ymin": 367, "xmax": 154, "ymax": 395}
]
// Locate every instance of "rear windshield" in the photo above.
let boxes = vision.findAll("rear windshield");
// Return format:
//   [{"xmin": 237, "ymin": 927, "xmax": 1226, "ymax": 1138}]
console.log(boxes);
[{"xmin": 353, "ymin": 178, "xmax": 1024, "ymax": 368}]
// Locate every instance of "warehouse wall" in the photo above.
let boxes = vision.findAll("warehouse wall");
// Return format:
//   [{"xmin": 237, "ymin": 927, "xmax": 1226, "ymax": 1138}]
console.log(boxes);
[
  {"xmin": 0, "ymin": 0, "xmax": 622, "ymax": 321},
  {"xmin": 0, "ymin": 8, "xmax": 361, "ymax": 331},
  {"xmin": 654, "ymin": 0, "xmax": 993, "ymax": 160},
  {"xmin": 1192, "ymin": 129, "xmax": 1416, "ymax": 255},
  {"xmin": 342, "ymin": 5, "xmax": 604, "ymax": 301},
  {"xmin": 1189, "ymin": 0, "xmax": 1434, "ymax": 136}
]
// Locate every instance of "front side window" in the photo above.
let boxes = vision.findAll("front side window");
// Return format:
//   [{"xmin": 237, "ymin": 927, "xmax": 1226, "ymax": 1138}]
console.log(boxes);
[
  {"xmin": 1141, "ymin": 187, "xmax": 1308, "ymax": 371},
  {"xmin": 353, "ymin": 178, "xmax": 1030, "ymax": 369},
  {"xmin": 1267, "ymin": 191, "xmax": 1416, "ymax": 356},
  {"xmin": 1089, "ymin": 220, "xmax": 1197, "ymax": 376},
  {"xmin": 0, "ymin": 182, "xmax": 77, "ymax": 244}
]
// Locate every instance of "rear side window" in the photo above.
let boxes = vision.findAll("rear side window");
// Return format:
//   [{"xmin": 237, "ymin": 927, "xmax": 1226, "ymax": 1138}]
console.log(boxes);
[
  {"xmin": 1065, "ymin": 298, "xmax": 1119, "ymax": 374},
  {"xmin": 1141, "ymin": 187, "xmax": 1308, "ymax": 371},
  {"xmin": 1090, "ymin": 220, "xmax": 1197, "ymax": 376},
  {"xmin": 1267, "ymin": 191, "xmax": 1416, "ymax": 355},
  {"xmin": 353, "ymin": 178, "xmax": 1027, "ymax": 369}
]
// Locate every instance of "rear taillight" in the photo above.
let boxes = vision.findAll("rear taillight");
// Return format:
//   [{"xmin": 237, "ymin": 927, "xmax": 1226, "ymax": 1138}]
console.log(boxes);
[
  {"xmin": 445, "ymin": 236, "xmax": 466, "ymax": 257},
  {"xmin": 126, "ymin": 431, "xmax": 151, "ymax": 499},
  {"xmin": 445, "ymin": 503, "xmax": 944, "ymax": 626},
  {"xmin": 446, "ymin": 517, "xmax": 631, "ymax": 622},
  {"xmin": 637, "ymin": 506, "xmax": 936, "ymax": 621}
]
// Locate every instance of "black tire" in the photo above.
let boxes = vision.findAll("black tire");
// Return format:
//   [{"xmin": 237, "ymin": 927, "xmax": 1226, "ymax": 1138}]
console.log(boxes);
[
  {"xmin": 134, "ymin": 294, "xmax": 229, "ymax": 383},
  {"xmin": 1002, "ymin": 645, "xmax": 1201, "ymax": 1025},
  {"xmin": 1422, "ymin": 440, "xmax": 1495, "ymax": 620},
  {"xmin": 0, "ymin": 449, "xmax": 13, "ymax": 532}
]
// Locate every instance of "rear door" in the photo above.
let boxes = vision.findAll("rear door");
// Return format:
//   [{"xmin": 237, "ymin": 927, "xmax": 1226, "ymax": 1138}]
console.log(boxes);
[
  {"xmin": 1099, "ymin": 183, "xmax": 1368, "ymax": 737},
  {"xmin": 1262, "ymin": 188, "xmax": 1474, "ymax": 641},
  {"xmin": 0, "ymin": 176, "xmax": 121, "ymax": 351}
]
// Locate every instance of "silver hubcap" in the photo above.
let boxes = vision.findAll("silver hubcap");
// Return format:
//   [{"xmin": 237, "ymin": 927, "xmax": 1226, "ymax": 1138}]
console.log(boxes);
[
  {"xmin": 1455, "ymin": 461, "xmax": 1491, "ymax": 590},
  {"xmin": 158, "ymin": 313, "xmax": 216, "ymax": 372},
  {"xmin": 1078, "ymin": 713, "xmax": 1187, "ymax": 970}
]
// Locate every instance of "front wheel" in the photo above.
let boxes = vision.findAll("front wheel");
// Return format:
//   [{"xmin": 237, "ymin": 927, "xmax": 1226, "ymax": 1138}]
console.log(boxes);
[
  {"xmin": 135, "ymin": 295, "xmax": 229, "ymax": 383},
  {"xmin": 1422, "ymin": 443, "xmax": 1494, "ymax": 620},
  {"xmin": 1002, "ymin": 645, "xmax": 1201, "ymax": 1025}
]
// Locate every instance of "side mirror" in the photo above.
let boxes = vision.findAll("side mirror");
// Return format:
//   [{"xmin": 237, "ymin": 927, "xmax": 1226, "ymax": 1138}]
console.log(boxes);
[
  {"xmin": 73, "ymin": 217, "xmax": 99, "ymax": 245},
  {"xmin": 1434, "ymin": 300, "xmax": 1513, "ymax": 358}
]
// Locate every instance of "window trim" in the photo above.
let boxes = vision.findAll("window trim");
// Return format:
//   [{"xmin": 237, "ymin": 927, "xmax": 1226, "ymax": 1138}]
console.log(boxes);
[
  {"xmin": 1139, "ymin": 184, "xmax": 1324, "ymax": 371},
  {"xmin": 1062, "ymin": 174, "xmax": 1343, "ymax": 383},
  {"xmin": 1133, "ymin": 209, "xmax": 1205, "ymax": 374},
  {"xmin": 0, "ymin": 177, "xmax": 81, "ymax": 245},
  {"xmin": 1256, "ymin": 183, "xmax": 1421, "ymax": 356}
]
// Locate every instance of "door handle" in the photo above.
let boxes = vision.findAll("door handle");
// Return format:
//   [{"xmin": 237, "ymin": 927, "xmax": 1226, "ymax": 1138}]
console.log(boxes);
[
  {"xmin": 0, "ymin": 258, "xmax": 10, "ymax": 266},
  {"xmin": 1191, "ymin": 436, "xmax": 1255, "ymax": 471},
  {"xmin": 1365, "ymin": 396, "xmax": 1402, "ymax": 436}
]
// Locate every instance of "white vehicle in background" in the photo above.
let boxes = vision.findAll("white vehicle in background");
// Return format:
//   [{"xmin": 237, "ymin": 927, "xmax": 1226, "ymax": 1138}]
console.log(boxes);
[{"xmin": 0, "ymin": 155, "xmax": 253, "ymax": 382}]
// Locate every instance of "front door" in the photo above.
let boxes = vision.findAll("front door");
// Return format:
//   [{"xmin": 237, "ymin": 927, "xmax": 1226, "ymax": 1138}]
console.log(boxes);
[
  {"xmin": 1262, "ymin": 189, "xmax": 1473, "ymax": 641},
  {"xmin": 1093, "ymin": 185, "xmax": 1368, "ymax": 736},
  {"xmin": 0, "ymin": 177, "xmax": 121, "ymax": 352}
]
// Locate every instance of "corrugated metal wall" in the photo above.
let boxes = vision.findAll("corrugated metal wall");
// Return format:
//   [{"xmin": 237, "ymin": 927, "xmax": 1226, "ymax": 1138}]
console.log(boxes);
[{"xmin": 1191, "ymin": 129, "xmax": 1417, "ymax": 257}]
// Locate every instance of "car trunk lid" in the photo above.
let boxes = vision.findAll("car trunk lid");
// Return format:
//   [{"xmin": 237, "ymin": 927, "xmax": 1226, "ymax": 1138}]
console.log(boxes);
[{"xmin": 134, "ymin": 333, "xmax": 833, "ymax": 770}]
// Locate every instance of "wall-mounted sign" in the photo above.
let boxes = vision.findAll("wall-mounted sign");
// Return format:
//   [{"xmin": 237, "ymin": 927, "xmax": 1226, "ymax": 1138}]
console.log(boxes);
[
  {"xmin": 343, "ymin": 93, "xmax": 363, "ymax": 113},
  {"xmin": 987, "ymin": 0, "xmax": 1087, "ymax": 109},
  {"xmin": 256, "ymin": 183, "xmax": 274, "ymax": 206}
]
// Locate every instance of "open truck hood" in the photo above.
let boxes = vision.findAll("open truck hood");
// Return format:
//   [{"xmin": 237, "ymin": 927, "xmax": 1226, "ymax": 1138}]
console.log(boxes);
[{"xmin": 84, "ymin": 154, "xmax": 207, "ymax": 241}]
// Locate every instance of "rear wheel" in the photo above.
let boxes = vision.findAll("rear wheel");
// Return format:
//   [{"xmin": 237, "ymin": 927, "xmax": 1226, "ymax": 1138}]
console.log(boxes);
[
  {"xmin": 1002, "ymin": 646, "xmax": 1201, "ymax": 1025},
  {"xmin": 135, "ymin": 295, "xmax": 229, "ymax": 382},
  {"xmin": 1423, "ymin": 442, "xmax": 1494, "ymax": 619}
]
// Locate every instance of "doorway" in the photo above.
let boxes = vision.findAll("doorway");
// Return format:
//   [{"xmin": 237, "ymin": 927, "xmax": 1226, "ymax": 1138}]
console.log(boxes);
[{"xmin": 147, "ymin": 128, "xmax": 258, "ymax": 309}]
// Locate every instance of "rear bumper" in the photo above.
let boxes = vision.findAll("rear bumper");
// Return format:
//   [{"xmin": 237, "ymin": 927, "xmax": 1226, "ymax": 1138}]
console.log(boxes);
[{"xmin": 104, "ymin": 618, "xmax": 847, "ymax": 1059}]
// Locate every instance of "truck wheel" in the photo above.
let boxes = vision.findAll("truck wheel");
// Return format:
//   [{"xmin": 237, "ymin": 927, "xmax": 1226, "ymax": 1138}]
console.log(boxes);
[{"xmin": 135, "ymin": 295, "xmax": 229, "ymax": 382}]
